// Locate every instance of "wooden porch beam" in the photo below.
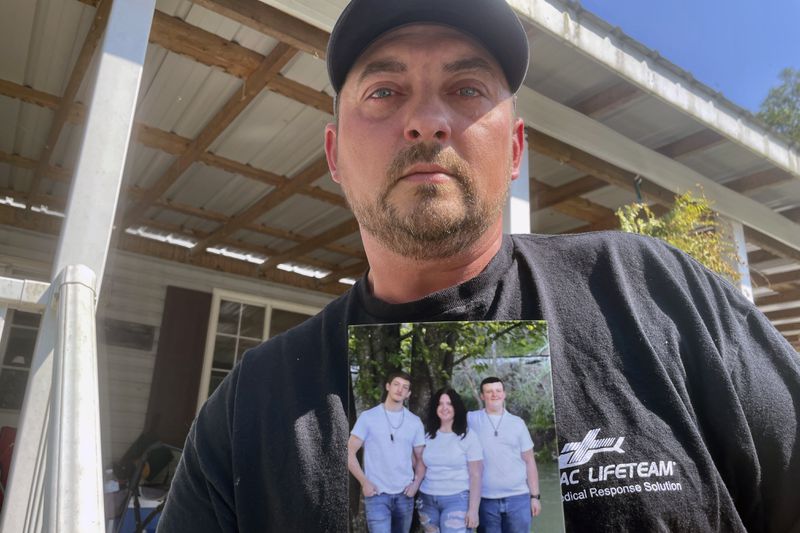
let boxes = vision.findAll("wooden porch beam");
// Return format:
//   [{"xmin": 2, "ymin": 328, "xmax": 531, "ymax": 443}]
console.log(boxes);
[
  {"xmin": 148, "ymin": 11, "xmax": 334, "ymax": 114},
  {"xmin": 531, "ymin": 178, "xmax": 614, "ymax": 222},
  {"xmin": 755, "ymin": 288, "xmax": 800, "ymax": 307},
  {"xmin": 532, "ymin": 175, "xmax": 607, "ymax": 210},
  {"xmin": 764, "ymin": 306, "xmax": 800, "ymax": 322},
  {"xmin": 654, "ymin": 129, "xmax": 725, "ymax": 159},
  {"xmin": 29, "ymin": 0, "xmax": 113, "ymax": 200},
  {"xmin": 571, "ymin": 82, "xmax": 642, "ymax": 118},
  {"xmin": 191, "ymin": 0, "xmax": 329, "ymax": 58},
  {"xmin": 1, "ymin": 149, "xmax": 361, "ymax": 259},
  {"xmin": 259, "ymin": 218, "xmax": 360, "ymax": 270},
  {"xmin": 747, "ymin": 249, "xmax": 779, "ymax": 264},
  {"xmin": 724, "ymin": 168, "xmax": 794, "ymax": 194},
  {"xmin": 190, "ymin": 155, "xmax": 330, "ymax": 253},
  {"xmin": 775, "ymin": 321, "xmax": 800, "ymax": 333},
  {"xmin": 121, "ymin": 42, "xmax": 299, "ymax": 228},
  {"xmin": 0, "ymin": 203, "xmax": 347, "ymax": 295}
]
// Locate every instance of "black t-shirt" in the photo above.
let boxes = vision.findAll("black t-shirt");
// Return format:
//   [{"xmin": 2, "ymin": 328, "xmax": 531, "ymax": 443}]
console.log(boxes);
[{"xmin": 157, "ymin": 232, "xmax": 800, "ymax": 532}]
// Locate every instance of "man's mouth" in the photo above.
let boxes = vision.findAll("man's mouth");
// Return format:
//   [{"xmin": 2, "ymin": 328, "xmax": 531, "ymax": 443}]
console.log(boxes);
[{"xmin": 400, "ymin": 164, "xmax": 453, "ymax": 184}]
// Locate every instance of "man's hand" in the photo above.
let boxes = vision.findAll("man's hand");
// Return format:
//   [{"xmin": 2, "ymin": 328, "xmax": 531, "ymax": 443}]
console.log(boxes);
[
  {"xmin": 402, "ymin": 479, "xmax": 420, "ymax": 497},
  {"xmin": 361, "ymin": 479, "xmax": 379, "ymax": 497},
  {"xmin": 466, "ymin": 506, "xmax": 479, "ymax": 528},
  {"xmin": 531, "ymin": 497, "xmax": 541, "ymax": 517}
]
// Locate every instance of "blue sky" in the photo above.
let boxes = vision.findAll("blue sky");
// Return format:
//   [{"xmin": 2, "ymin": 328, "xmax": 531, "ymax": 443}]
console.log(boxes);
[{"xmin": 578, "ymin": 0, "xmax": 800, "ymax": 112}]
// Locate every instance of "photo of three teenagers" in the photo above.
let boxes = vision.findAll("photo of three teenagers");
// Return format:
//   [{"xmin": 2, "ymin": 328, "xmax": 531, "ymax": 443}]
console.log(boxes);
[{"xmin": 348, "ymin": 321, "xmax": 565, "ymax": 533}]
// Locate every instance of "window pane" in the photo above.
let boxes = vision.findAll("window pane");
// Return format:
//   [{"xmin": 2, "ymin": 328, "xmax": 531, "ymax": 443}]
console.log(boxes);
[
  {"xmin": 237, "ymin": 338, "xmax": 260, "ymax": 360},
  {"xmin": 217, "ymin": 300, "xmax": 240, "ymax": 335},
  {"xmin": 212, "ymin": 335, "xmax": 237, "ymax": 370},
  {"xmin": 0, "ymin": 369, "xmax": 29, "ymax": 410},
  {"xmin": 207, "ymin": 370, "xmax": 227, "ymax": 397},
  {"xmin": 3, "ymin": 327, "xmax": 37, "ymax": 368},
  {"xmin": 240, "ymin": 304, "xmax": 265, "ymax": 338},
  {"xmin": 12, "ymin": 310, "xmax": 41, "ymax": 328},
  {"xmin": 269, "ymin": 309, "xmax": 312, "ymax": 338}
]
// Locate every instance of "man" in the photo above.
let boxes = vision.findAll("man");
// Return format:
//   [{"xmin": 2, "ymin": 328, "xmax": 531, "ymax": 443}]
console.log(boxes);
[
  {"xmin": 348, "ymin": 372, "xmax": 425, "ymax": 533},
  {"xmin": 467, "ymin": 377, "xmax": 540, "ymax": 533},
  {"xmin": 158, "ymin": 0, "xmax": 800, "ymax": 531}
]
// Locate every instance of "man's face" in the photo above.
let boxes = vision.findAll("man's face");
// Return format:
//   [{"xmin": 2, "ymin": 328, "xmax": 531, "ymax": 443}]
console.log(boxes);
[
  {"xmin": 480, "ymin": 381, "xmax": 505, "ymax": 410},
  {"xmin": 385, "ymin": 377, "xmax": 411, "ymax": 403},
  {"xmin": 325, "ymin": 24, "xmax": 525, "ymax": 260}
]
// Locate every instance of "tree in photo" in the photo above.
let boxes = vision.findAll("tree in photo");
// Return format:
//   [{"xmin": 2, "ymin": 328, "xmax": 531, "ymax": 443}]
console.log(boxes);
[{"xmin": 758, "ymin": 67, "xmax": 800, "ymax": 145}]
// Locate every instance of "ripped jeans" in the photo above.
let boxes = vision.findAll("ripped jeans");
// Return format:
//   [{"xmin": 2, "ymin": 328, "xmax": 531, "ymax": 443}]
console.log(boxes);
[{"xmin": 416, "ymin": 490, "xmax": 471, "ymax": 533}]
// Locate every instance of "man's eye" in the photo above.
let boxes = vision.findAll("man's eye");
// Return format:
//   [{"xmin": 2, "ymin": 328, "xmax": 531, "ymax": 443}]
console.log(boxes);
[
  {"xmin": 456, "ymin": 87, "xmax": 480, "ymax": 97},
  {"xmin": 369, "ymin": 88, "xmax": 394, "ymax": 99}
]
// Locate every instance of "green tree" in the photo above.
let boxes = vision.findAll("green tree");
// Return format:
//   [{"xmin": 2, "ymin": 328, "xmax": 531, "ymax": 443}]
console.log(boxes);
[
  {"xmin": 616, "ymin": 191, "xmax": 740, "ymax": 282},
  {"xmin": 758, "ymin": 67, "xmax": 800, "ymax": 144}
]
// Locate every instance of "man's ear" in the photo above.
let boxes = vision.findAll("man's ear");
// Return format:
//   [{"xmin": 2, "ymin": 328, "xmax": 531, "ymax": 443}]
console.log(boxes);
[
  {"xmin": 509, "ymin": 118, "xmax": 525, "ymax": 182},
  {"xmin": 324, "ymin": 123, "xmax": 341, "ymax": 183},
  {"xmin": 385, "ymin": 382, "xmax": 391, "ymax": 392}
]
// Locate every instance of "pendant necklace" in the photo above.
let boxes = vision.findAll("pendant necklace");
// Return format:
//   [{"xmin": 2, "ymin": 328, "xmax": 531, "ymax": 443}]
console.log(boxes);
[
  {"xmin": 486, "ymin": 409, "xmax": 504, "ymax": 437},
  {"xmin": 383, "ymin": 405, "xmax": 405, "ymax": 442}
]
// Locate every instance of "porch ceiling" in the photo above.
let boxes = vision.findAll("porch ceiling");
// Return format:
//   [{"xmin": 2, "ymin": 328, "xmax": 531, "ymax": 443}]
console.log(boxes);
[{"xmin": 0, "ymin": 0, "xmax": 798, "ymax": 349}]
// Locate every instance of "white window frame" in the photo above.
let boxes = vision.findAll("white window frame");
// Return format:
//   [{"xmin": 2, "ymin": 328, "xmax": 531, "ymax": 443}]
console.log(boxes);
[
  {"xmin": 196, "ymin": 288, "xmax": 320, "ymax": 411},
  {"xmin": 0, "ymin": 308, "xmax": 42, "ymax": 428}
]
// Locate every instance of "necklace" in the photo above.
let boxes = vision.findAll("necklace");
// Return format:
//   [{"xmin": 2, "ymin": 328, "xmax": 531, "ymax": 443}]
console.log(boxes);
[
  {"xmin": 383, "ymin": 405, "xmax": 405, "ymax": 442},
  {"xmin": 485, "ymin": 409, "xmax": 504, "ymax": 437}
]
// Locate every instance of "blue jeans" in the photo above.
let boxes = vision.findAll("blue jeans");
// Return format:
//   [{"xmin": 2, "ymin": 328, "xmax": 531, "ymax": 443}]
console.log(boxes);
[
  {"xmin": 364, "ymin": 493, "xmax": 414, "ymax": 533},
  {"xmin": 417, "ymin": 491, "xmax": 471, "ymax": 533},
  {"xmin": 477, "ymin": 493, "xmax": 531, "ymax": 533}
]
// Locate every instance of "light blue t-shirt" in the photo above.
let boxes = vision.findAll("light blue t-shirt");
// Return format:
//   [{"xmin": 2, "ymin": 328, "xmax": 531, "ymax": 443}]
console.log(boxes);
[
  {"xmin": 420, "ymin": 430, "xmax": 483, "ymax": 495},
  {"xmin": 351, "ymin": 404, "xmax": 425, "ymax": 494},
  {"xmin": 467, "ymin": 409, "xmax": 533, "ymax": 498}
]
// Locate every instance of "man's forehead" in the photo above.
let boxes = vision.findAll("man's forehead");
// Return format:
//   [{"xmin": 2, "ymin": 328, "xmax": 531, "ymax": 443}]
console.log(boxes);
[
  {"xmin": 390, "ymin": 377, "xmax": 411, "ymax": 387},
  {"xmin": 482, "ymin": 382, "xmax": 504, "ymax": 391},
  {"xmin": 350, "ymin": 23, "xmax": 504, "ymax": 79}
]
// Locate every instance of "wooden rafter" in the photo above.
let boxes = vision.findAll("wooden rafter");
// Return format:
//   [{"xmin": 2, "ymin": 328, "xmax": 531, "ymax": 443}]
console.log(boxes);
[
  {"xmin": 532, "ymin": 128, "xmax": 726, "ymax": 213},
  {"xmin": 148, "ymin": 11, "xmax": 333, "ymax": 114},
  {"xmin": 724, "ymin": 168, "xmax": 794, "ymax": 194},
  {"xmin": 572, "ymin": 82, "xmax": 642, "ymax": 117},
  {"xmin": 0, "ymin": 148, "xmax": 362, "ymax": 260},
  {"xmin": 191, "ymin": 0, "xmax": 328, "ymax": 59},
  {"xmin": 1, "ymin": 78, "xmax": 346, "ymax": 210},
  {"xmin": 532, "ymin": 175, "xmax": 607, "ymax": 210},
  {"xmin": 775, "ymin": 321, "xmax": 800, "ymax": 333},
  {"xmin": 0, "ymin": 203, "xmax": 347, "ymax": 296},
  {"xmin": 29, "ymin": 0, "xmax": 113, "ymax": 201},
  {"xmin": 121, "ymin": 42, "xmax": 299, "ymax": 228},
  {"xmin": 259, "ymin": 218, "xmax": 360, "ymax": 270},
  {"xmin": 755, "ymin": 288, "xmax": 800, "ymax": 306},
  {"xmin": 528, "ymin": 127, "xmax": 800, "ymax": 265},
  {"xmin": 189, "ymin": 156, "xmax": 331, "ymax": 254},
  {"xmin": 748, "ymin": 249, "xmax": 779, "ymax": 264},
  {"xmin": 531, "ymin": 178, "xmax": 614, "ymax": 223},
  {"xmin": 764, "ymin": 306, "xmax": 800, "ymax": 322}
]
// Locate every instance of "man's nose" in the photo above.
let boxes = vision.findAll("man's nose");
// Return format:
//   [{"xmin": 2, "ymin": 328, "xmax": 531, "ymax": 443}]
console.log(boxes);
[{"xmin": 403, "ymin": 94, "xmax": 451, "ymax": 142}]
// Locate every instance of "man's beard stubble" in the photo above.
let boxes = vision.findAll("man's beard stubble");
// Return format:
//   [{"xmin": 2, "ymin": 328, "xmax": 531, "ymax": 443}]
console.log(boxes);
[{"xmin": 346, "ymin": 143, "xmax": 510, "ymax": 260}]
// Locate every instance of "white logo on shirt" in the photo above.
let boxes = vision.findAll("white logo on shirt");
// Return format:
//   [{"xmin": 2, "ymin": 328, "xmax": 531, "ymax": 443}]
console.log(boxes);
[{"xmin": 559, "ymin": 428, "xmax": 625, "ymax": 469}]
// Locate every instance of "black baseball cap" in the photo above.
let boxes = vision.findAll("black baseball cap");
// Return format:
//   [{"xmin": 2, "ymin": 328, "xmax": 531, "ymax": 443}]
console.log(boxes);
[{"xmin": 326, "ymin": 0, "xmax": 530, "ymax": 94}]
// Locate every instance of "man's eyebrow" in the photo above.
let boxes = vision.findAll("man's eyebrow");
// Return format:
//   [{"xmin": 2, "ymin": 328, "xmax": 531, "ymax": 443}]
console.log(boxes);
[
  {"xmin": 443, "ymin": 56, "xmax": 495, "ymax": 74},
  {"xmin": 358, "ymin": 59, "xmax": 407, "ymax": 82}
]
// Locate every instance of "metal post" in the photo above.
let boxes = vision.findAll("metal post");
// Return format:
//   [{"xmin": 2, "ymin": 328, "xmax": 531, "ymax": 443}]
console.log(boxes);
[
  {"xmin": 52, "ymin": 0, "xmax": 156, "ymax": 291},
  {"xmin": 0, "ymin": 0, "xmax": 155, "ymax": 530},
  {"xmin": 727, "ymin": 220, "xmax": 754, "ymax": 302},
  {"xmin": 43, "ymin": 266, "xmax": 104, "ymax": 532},
  {"xmin": 503, "ymin": 131, "xmax": 531, "ymax": 234}
]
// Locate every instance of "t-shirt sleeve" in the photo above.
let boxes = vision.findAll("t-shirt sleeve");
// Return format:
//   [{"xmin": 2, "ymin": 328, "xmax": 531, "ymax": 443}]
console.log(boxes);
[
  {"xmin": 351, "ymin": 411, "xmax": 369, "ymax": 441},
  {"xmin": 413, "ymin": 417, "xmax": 426, "ymax": 447},
  {"xmin": 465, "ymin": 430, "xmax": 483, "ymax": 461},
  {"xmin": 157, "ymin": 367, "xmax": 239, "ymax": 533},
  {"xmin": 517, "ymin": 418, "xmax": 534, "ymax": 453}
]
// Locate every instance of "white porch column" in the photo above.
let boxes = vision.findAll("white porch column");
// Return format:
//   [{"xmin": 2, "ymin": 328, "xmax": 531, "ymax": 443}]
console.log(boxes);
[
  {"xmin": 0, "ymin": 0, "xmax": 155, "ymax": 531},
  {"xmin": 727, "ymin": 219, "xmax": 754, "ymax": 303},
  {"xmin": 503, "ymin": 131, "xmax": 531, "ymax": 234}
]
